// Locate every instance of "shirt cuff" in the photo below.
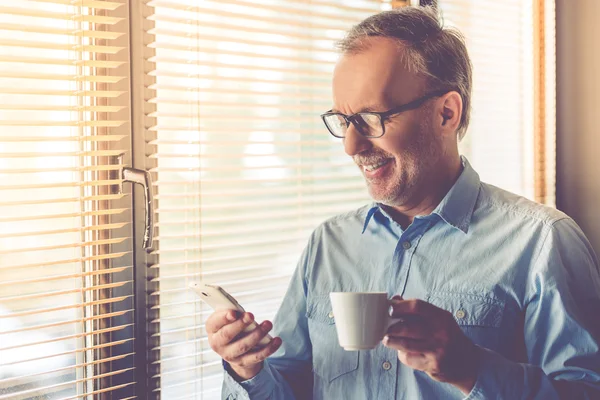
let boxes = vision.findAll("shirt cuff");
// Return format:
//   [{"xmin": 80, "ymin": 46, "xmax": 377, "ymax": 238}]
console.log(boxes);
[
  {"xmin": 222, "ymin": 360, "xmax": 277, "ymax": 400},
  {"xmin": 462, "ymin": 346, "xmax": 522, "ymax": 400}
]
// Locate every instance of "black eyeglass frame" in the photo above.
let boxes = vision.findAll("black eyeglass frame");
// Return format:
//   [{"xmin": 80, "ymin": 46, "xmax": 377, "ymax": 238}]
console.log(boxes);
[{"xmin": 320, "ymin": 89, "xmax": 449, "ymax": 139}]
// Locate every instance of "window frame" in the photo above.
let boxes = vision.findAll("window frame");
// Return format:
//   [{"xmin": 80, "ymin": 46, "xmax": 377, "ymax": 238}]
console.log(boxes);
[
  {"xmin": 127, "ymin": 1, "xmax": 160, "ymax": 398},
  {"xmin": 95, "ymin": 1, "xmax": 143, "ymax": 398}
]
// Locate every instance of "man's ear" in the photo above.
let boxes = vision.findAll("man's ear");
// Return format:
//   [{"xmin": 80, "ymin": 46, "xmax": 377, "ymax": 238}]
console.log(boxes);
[{"xmin": 438, "ymin": 91, "xmax": 462, "ymax": 134}]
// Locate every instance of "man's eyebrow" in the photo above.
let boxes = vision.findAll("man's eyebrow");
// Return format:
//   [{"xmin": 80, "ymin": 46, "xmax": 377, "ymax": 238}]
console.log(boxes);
[
  {"xmin": 330, "ymin": 104, "xmax": 387, "ymax": 114},
  {"xmin": 359, "ymin": 105, "xmax": 387, "ymax": 113}
]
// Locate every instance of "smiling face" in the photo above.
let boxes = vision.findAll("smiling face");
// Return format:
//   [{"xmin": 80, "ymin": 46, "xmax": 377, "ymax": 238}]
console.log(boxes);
[{"xmin": 332, "ymin": 37, "xmax": 447, "ymax": 207}]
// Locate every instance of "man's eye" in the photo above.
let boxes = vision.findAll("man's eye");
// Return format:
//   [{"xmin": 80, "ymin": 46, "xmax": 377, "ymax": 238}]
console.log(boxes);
[
  {"xmin": 358, "ymin": 114, "xmax": 381, "ymax": 129},
  {"xmin": 333, "ymin": 115, "xmax": 346, "ymax": 128}
]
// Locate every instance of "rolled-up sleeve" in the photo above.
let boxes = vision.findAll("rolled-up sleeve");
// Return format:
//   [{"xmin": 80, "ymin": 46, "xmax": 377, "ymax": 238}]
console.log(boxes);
[{"xmin": 221, "ymin": 359, "xmax": 289, "ymax": 400}]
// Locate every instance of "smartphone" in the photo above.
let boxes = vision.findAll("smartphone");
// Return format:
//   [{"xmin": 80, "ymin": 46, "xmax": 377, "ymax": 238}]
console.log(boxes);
[{"xmin": 189, "ymin": 282, "xmax": 272, "ymax": 347}]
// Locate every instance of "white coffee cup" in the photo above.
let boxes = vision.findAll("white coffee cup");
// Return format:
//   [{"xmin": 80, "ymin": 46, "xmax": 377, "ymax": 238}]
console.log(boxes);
[{"xmin": 329, "ymin": 292, "xmax": 401, "ymax": 351}]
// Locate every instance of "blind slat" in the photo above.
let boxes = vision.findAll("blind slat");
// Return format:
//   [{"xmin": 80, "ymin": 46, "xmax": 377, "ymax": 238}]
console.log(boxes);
[
  {"xmin": 0, "ymin": 72, "xmax": 125, "ymax": 83},
  {"xmin": 0, "ymin": 223, "xmax": 129, "ymax": 240},
  {"xmin": 0, "ymin": 150, "xmax": 126, "ymax": 158},
  {"xmin": 0, "ymin": 179, "xmax": 125, "ymax": 191},
  {"xmin": 1, "ymin": 295, "xmax": 133, "ymax": 320},
  {"xmin": 0, "ymin": 352, "xmax": 133, "ymax": 387},
  {"xmin": 152, "ymin": 265, "xmax": 293, "ymax": 282},
  {"xmin": 1, "ymin": 338, "xmax": 134, "ymax": 367},
  {"xmin": 153, "ymin": 182, "xmax": 364, "ymax": 199},
  {"xmin": 146, "ymin": 84, "xmax": 330, "ymax": 97},
  {"xmin": 152, "ymin": 175, "xmax": 361, "ymax": 185},
  {"xmin": 0, "ymin": 22, "xmax": 124, "ymax": 40},
  {"xmin": 0, "ymin": 165, "xmax": 123, "ymax": 175},
  {"xmin": 0, "ymin": 133, "xmax": 126, "ymax": 141},
  {"xmin": 35, "ymin": 0, "xmax": 124, "ymax": 10},
  {"xmin": 146, "ymin": 57, "xmax": 332, "ymax": 77},
  {"xmin": 146, "ymin": 71, "xmax": 328, "ymax": 88},
  {"xmin": 150, "ymin": 349, "xmax": 213, "ymax": 366},
  {"xmin": 60, "ymin": 382, "xmax": 136, "ymax": 400},
  {"xmin": 0, "ymin": 266, "xmax": 130, "ymax": 287},
  {"xmin": 150, "ymin": 298, "xmax": 281, "ymax": 320},
  {"xmin": 146, "ymin": 3, "xmax": 355, "ymax": 31},
  {"xmin": 147, "ymin": 43, "xmax": 335, "ymax": 65},
  {"xmin": 2, "ymin": 370, "xmax": 135, "ymax": 400},
  {"xmin": 0, "ymin": 55, "xmax": 125, "ymax": 68},
  {"xmin": 0, "ymin": 238, "xmax": 129, "ymax": 256},
  {"xmin": 0, "ymin": 324, "xmax": 134, "ymax": 352},
  {"xmin": 0, "ymin": 7, "xmax": 124, "ymax": 24},
  {"xmin": 0, "ymin": 251, "xmax": 131, "ymax": 272},
  {"xmin": 150, "ymin": 235, "xmax": 306, "ymax": 255},
  {"xmin": 0, "ymin": 193, "xmax": 127, "ymax": 208},
  {"xmin": 146, "ymin": 15, "xmax": 342, "ymax": 42},
  {"xmin": 147, "ymin": 0, "xmax": 369, "ymax": 23},
  {"xmin": 0, "ymin": 120, "xmax": 127, "ymax": 127},
  {"xmin": 152, "ymin": 209, "xmax": 351, "ymax": 229},
  {"xmin": 1, "ymin": 309, "xmax": 133, "ymax": 336},
  {"xmin": 0, "ymin": 39, "xmax": 125, "ymax": 53},
  {"xmin": 0, "ymin": 280, "xmax": 132, "ymax": 304},
  {"xmin": 152, "ymin": 276, "xmax": 291, "ymax": 298},
  {"xmin": 146, "ymin": 98, "xmax": 325, "ymax": 110},
  {"xmin": 147, "ymin": 29, "xmax": 334, "ymax": 52},
  {"xmin": 0, "ymin": 88, "xmax": 126, "ymax": 97}
]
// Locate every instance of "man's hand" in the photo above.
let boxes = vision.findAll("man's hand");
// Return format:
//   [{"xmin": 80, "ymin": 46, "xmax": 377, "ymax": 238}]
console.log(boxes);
[
  {"xmin": 206, "ymin": 309, "xmax": 282, "ymax": 381},
  {"xmin": 384, "ymin": 297, "xmax": 481, "ymax": 395}
]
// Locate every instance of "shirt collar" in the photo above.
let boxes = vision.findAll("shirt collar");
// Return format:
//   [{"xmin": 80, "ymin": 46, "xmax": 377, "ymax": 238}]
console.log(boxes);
[{"xmin": 362, "ymin": 156, "xmax": 480, "ymax": 234}]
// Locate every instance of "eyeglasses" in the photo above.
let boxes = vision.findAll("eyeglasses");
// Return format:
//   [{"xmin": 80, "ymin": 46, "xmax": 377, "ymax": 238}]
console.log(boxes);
[{"xmin": 320, "ymin": 90, "xmax": 448, "ymax": 139}]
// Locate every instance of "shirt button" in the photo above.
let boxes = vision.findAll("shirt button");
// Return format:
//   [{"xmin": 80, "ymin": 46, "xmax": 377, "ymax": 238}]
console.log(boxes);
[
  {"xmin": 455, "ymin": 309, "xmax": 466, "ymax": 319},
  {"xmin": 382, "ymin": 361, "xmax": 392, "ymax": 371},
  {"xmin": 328, "ymin": 311, "xmax": 334, "ymax": 319},
  {"xmin": 402, "ymin": 241, "xmax": 411, "ymax": 250}
]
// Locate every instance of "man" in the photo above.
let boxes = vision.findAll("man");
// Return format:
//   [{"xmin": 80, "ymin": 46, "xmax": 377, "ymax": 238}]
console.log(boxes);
[{"xmin": 207, "ymin": 6, "xmax": 600, "ymax": 399}]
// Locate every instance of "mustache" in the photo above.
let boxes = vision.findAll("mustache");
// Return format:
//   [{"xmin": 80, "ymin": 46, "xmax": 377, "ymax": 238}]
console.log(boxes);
[{"xmin": 353, "ymin": 151, "xmax": 393, "ymax": 166}]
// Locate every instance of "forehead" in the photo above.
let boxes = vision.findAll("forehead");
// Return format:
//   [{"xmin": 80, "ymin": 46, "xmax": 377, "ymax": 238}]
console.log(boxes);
[{"xmin": 332, "ymin": 37, "xmax": 426, "ymax": 110}]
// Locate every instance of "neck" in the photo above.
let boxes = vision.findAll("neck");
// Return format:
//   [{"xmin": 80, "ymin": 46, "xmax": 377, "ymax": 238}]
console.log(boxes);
[{"xmin": 384, "ymin": 156, "xmax": 463, "ymax": 229}]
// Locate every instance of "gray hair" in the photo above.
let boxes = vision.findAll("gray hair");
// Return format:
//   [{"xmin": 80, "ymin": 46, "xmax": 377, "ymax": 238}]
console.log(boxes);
[{"xmin": 338, "ymin": 6, "xmax": 473, "ymax": 140}]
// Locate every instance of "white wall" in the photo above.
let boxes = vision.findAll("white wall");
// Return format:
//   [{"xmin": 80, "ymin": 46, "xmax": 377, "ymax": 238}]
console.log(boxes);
[{"xmin": 556, "ymin": 0, "xmax": 600, "ymax": 255}]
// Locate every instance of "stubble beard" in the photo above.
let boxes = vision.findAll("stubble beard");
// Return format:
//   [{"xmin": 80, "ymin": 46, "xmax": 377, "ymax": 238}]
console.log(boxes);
[
  {"xmin": 367, "ymin": 169, "xmax": 410, "ymax": 207},
  {"xmin": 363, "ymin": 118, "xmax": 441, "ymax": 207}
]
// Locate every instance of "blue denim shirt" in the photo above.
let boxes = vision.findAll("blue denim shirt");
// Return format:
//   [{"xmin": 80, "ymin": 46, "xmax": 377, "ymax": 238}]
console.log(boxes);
[{"xmin": 222, "ymin": 158, "xmax": 600, "ymax": 399}]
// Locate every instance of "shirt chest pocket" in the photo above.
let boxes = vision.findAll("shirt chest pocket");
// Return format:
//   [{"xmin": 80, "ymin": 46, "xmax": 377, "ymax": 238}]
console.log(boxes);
[
  {"xmin": 426, "ymin": 291, "xmax": 505, "ymax": 352},
  {"xmin": 306, "ymin": 296, "xmax": 359, "ymax": 383}
]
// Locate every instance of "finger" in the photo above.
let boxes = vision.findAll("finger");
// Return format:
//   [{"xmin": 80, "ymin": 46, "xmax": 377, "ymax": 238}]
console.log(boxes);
[
  {"xmin": 205, "ymin": 309, "xmax": 241, "ymax": 334},
  {"xmin": 236, "ymin": 337, "xmax": 283, "ymax": 368},
  {"xmin": 386, "ymin": 318, "xmax": 429, "ymax": 339},
  {"xmin": 390, "ymin": 299, "xmax": 446, "ymax": 320},
  {"xmin": 383, "ymin": 335, "xmax": 434, "ymax": 353},
  {"xmin": 223, "ymin": 320, "xmax": 273, "ymax": 360},
  {"xmin": 400, "ymin": 351, "xmax": 429, "ymax": 371},
  {"xmin": 211, "ymin": 312, "xmax": 254, "ymax": 347}
]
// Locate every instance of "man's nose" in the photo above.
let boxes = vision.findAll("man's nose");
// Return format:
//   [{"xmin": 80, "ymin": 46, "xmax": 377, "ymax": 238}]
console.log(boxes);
[{"xmin": 343, "ymin": 124, "xmax": 372, "ymax": 156}]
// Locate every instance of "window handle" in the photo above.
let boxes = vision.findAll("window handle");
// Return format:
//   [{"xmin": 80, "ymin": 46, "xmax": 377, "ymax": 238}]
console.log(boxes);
[{"xmin": 121, "ymin": 167, "xmax": 154, "ymax": 251}]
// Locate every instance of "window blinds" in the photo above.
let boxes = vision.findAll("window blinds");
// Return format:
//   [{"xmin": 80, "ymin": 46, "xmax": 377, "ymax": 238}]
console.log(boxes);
[
  {"xmin": 438, "ymin": 0, "xmax": 556, "ymax": 203},
  {"xmin": 0, "ymin": 1, "xmax": 556, "ymax": 399},
  {"xmin": 0, "ymin": 1, "xmax": 134, "ymax": 399},
  {"xmin": 143, "ymin": 0, "xmax": 389, "ymax": 397}
]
